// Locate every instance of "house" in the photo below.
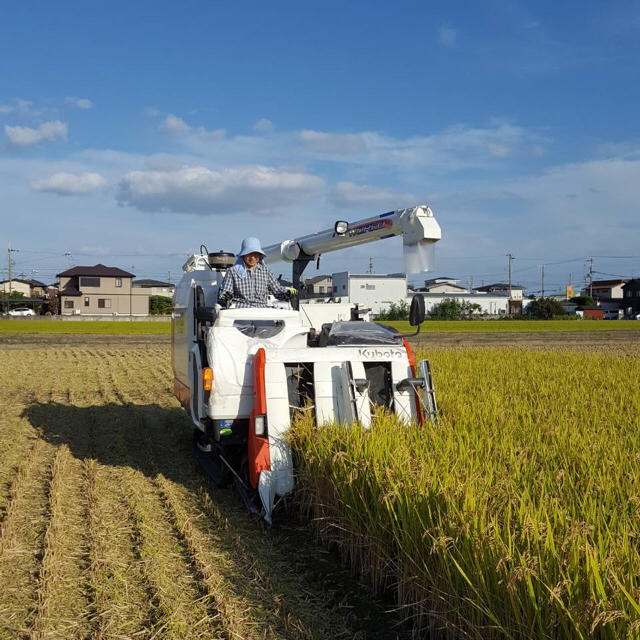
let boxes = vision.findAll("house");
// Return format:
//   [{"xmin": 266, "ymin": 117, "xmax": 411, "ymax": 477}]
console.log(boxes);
[
  {"xmin": 331, "ymin": 272, "xmax": 407, "ymax": 315},
  {"xmin": 132, "ymin": 279, "xmax": 175, "ymax": 298},
  {"xmin": 582, "ymin": 279, "xmax": 627, "ymax": 300},
  {"xmin": 421, "ymin": 277, "xmax": 469, "ymax": 294},
  {"xmin": 474, "ymin": 283, "xmax": 524, "ymax": 299},
  {"xmin": 0, "ymin": 278, "xmax": 48, "ymax": 298},
  {"xmin": 622, "ymin": 279, "xmax": 640, "ymax": 317},
  {"xmin": 57, "ymin": 264, "xmax": 150, "ymax": 316},
  {"xmin": 304, "ymin": 275, "xmax": 332, "ymax": 297}
]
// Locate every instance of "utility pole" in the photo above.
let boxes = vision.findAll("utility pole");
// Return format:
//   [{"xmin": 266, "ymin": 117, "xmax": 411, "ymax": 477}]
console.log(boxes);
[
  {"xmin": 506, "ymin": 253, "xmax": 514, "ymax": 315},
  {"xmin": 367, "ymin": 257, "xmax": 374, "ymax": 275},
  {"xmin": 588, "ymin": 256, "xmax": 594, "ymax": 298},
  {"xmin": 468, "ymin": 275, "xmax": 473, "ymax": 292},
  {"xmin": 64, "ymin": 252, "xmax": 73, "ymax": 268},
  {"xmin": 5, "ymin": 247, "xmax": 19, "ymax": 314},
  {"xmin": 541, "ymin": 264, "xmax": 545, "ymax": 298}
]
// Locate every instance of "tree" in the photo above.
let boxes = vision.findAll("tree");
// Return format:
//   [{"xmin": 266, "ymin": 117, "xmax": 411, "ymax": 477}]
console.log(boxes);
[
  {"xmin": 570, "ymin": 295, "xmax": 593, "ymax": 306},
  {"xmin": 149, "ymin": 295, "xmax": 172, "ymax": 315},
  {"xmin": 524, "ymin": 297, "xmax": 566, "ymax": 319},
  {"xmin": 431, "ymin": 298, "xmax": 482, "ymax": 320},
  {"xmin": 431, "ymin": 298, "xmax": 462, "ymax": 319},
  {"xmin": 377, "ymin": 300, "xmax": 409, "ymax": 321}
]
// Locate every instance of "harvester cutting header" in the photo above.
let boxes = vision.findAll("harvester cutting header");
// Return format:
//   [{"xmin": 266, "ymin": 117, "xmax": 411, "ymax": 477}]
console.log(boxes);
[{"xmin": 172, "ymin": 205, "xmax": 441, "ymax": 522}]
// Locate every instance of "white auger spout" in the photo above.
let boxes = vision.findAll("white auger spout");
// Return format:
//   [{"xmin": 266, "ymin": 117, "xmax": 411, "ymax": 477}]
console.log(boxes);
[{"xmin": 262, "ymin": 205, "xmax": 441, "ymax": 284}]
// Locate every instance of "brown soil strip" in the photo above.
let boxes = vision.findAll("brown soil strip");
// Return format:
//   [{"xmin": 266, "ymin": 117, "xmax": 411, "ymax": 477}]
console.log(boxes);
[{"xmin": 410, "ymin": 329, "xmax": 640, "ymax": 353}]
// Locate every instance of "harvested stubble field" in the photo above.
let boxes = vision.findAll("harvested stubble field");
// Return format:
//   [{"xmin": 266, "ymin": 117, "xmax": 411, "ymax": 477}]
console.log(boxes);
[{"xmin": 0, "ymin": 346, "xmax": 404, "ymax": 640}]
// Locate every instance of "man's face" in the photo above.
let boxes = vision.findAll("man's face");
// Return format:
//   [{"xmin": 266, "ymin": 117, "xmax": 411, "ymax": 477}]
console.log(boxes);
[{"xmin": 242, "ymin": 252, "xmax": 262, "ymax": 268}]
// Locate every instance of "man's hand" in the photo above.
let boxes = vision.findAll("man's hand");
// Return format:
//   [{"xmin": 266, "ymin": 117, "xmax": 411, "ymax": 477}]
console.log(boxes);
[
  {"xmin": 219, "ymin": 291, "xmax": 233, "ymax": 307},
  {"xmin": 285, "ymin": 287, "xmax": 298, "ymax": 299}
]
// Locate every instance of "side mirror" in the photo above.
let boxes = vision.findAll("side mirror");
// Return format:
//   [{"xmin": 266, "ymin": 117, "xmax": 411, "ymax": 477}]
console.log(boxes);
[{"xmin": 409, "ymin": 294, "xmax": 425, "ymax": 326}]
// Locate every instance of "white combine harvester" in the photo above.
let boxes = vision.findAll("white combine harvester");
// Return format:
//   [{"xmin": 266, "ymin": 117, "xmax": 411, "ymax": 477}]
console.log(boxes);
[{"xmin": 172, "ymin": 206, "xmax": 441, "ymax": 522}]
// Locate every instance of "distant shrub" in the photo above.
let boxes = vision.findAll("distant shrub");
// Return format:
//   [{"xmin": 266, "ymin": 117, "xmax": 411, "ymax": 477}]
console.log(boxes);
[
  {"xmin": 431, "ymin": 298, "xmax": 482, "ymax": 320},
  {"xmin": 525, "ymin": 297, "xmax": 567, "ymax": 319},
  {"xmin": 149, "ymin": 295, "xmax": 172, "ymax": 315},
  {"xmin": 570, "ymin": 295, "xmax": 594, "ymax": 306},
  {"xmin": 377, "ymin": 300, "xmax": 409, "ymax": 321}
]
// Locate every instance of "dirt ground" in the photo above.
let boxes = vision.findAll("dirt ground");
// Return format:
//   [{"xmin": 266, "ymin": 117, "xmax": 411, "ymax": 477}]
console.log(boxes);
[
  {"xmin": 3, "ymin": 329, "xmax": 640, "ymax": 353},
  {"xmin": 412, "ymin": 329, "xmax": 640, "ymax": 354}
]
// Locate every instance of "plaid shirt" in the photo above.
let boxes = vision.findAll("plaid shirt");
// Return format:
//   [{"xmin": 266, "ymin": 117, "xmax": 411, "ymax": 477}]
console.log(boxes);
[{"xmin": 219, "ymin": 261, "xmax": 288, "ymax": 308}]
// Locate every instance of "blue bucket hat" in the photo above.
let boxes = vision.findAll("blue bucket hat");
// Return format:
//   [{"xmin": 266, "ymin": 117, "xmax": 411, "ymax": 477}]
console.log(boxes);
[{"xmin": 238, "ymin": 237, "xmax": 266, "ymax": 257}]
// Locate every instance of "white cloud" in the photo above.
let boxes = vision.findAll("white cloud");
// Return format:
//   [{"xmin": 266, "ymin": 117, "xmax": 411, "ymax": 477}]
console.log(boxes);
[
  {"xmin": 193, "ymin": 125, "xmax": 226, "ymax": 141},
  {"xmin": 330, "ymin": 181, "xmax": 416, "ymax": 209},
  {"xmin": 439, "ymin": 25, "xmax": 457, "ymax": 48},
  {"xmin": 32, "ymin": 172, "xmax": 107, "ymax": 195},
  {"xmin": 254, "ymin": 118, "xmax": 274, "ymax": 132},
  {"xmin": 65, "ymin": 96, "xmax": 93, "ymax": 109},
  {"xmin": 0, "ymin": 99, "xmax": 42, "ymax": 116},
  {"xmin": 159, "ymin": 114, "xmax": 191, "ymax": 134},
  {"xmin": 158, "ymin": 114, "xmax": 226, "ymax": 142},
  {"xmin": 487, "ymin": 142, "xmax": 510, "ymax": 157},
  {"xmin": 299, "ymin": 129, "xmax": 366, "ymax": 155},
  {"xmin": 5, "ymin": 120, "xmax": 68, "ymax": 148},
  {"xmin": 295, "ymin": 123, "xmax": 538, "ymax": 170},
  {"xmin": 116, "ymin": 164, "xmax": 325, "ymax": 215}
]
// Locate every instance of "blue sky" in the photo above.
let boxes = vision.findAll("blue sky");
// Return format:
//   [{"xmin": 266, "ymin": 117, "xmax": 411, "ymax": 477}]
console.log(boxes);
[{"xmin": 1, "ymin": 0, "xmax": 639, "ymax": 292}]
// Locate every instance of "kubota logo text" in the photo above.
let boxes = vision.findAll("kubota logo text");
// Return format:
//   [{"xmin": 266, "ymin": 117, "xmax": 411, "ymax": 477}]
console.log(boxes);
[{"xmin": 358, "ymin": 348, "xmax": 405, "ymax": 359}]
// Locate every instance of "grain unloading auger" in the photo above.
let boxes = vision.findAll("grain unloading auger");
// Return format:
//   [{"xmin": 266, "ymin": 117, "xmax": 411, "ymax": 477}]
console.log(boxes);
[{"xmin": 172, "ymin": 206, "xmax": 441, "ymax": 522}]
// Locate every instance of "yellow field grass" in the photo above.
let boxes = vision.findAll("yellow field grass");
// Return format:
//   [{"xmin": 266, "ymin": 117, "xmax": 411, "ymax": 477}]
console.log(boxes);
[{"xmin": 290, "ymin": 346, "xmax": 640, "ymax": 639}]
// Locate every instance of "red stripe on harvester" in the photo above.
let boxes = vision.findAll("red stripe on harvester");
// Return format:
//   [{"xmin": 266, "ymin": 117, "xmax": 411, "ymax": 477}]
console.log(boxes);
[
  {"xmin": 248, "ymin": 348, "xmax": 270, "ymax": 488},
  {"xmin": 402, "ymin": 338, "xmax": 424, "ymax": 427}
]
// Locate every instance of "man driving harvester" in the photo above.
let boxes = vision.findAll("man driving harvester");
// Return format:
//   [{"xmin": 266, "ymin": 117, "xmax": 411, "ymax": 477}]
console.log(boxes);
[{"xmin": 219, "ymin": 237, "xmax": 297, "ymax": 308}]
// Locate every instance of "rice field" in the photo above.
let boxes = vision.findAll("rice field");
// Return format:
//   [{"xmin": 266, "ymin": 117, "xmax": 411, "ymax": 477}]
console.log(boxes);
[
  {"xmin": 2, "ymin": 340, "xmax": 639, "ymax": 639},
  {"xmin": 0, "ymin": 346, "xmax": 400, "ymax": 640},
  {"xmin": 290, "ymin": 346, "xmax": 640, "ymax": 639}
]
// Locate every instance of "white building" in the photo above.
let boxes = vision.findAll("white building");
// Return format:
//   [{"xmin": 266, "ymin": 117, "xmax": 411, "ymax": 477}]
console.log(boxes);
[
  {"xmin": 409, "ymin": 292, "xmax": 523, "ymax": 316},
  {"xmin": 331, "ymin": 272, "xmax": 407, "ymax": 315}
]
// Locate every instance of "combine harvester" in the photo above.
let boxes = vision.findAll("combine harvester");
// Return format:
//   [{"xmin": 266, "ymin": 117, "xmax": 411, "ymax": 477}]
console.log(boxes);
[{"xmin": 172, "ymin": 206, "xmax": 441, "ymax": 522}]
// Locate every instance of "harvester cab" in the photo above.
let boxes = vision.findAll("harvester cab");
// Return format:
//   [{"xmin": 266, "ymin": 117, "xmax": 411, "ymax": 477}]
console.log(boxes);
[{"xmin": 172, "ymin": 206, "xmax": 440, "ymax": 522}]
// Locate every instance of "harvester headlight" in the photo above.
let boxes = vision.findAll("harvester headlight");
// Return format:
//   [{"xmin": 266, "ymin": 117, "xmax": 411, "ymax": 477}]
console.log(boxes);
[
  {"xmin": 254, "ymin": 414, "xmax": 267, "ymax": 437},
  {"xmin": 334, "ymin": 220, "xmax": 349, "ymax": 235}
]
